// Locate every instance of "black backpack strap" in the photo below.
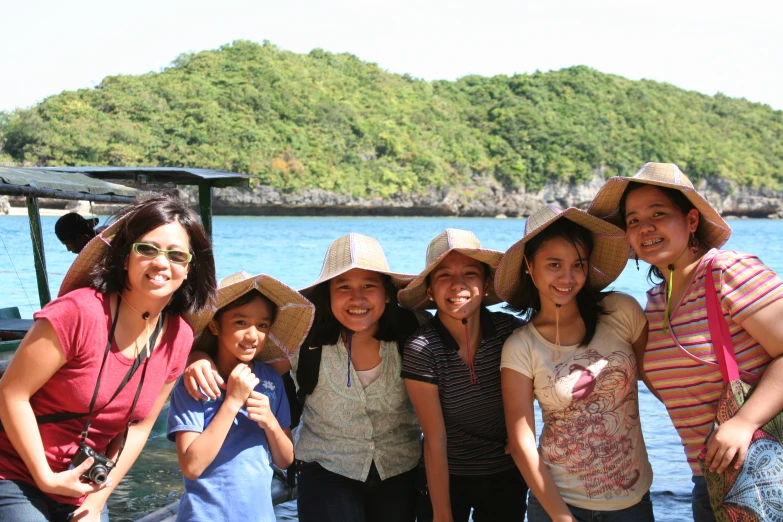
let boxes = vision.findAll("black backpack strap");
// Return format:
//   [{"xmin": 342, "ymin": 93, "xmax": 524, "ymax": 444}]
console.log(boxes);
[
  {"xmin": 281, "ymin": 372, "xmax": 302, "ymax": 429},
  {"xmin": 396, "ymin": 308, "xmax": 432, "ymax": 357},
  {"xmin": 295, "ymin": 344, "xmax": 323, "ymax": 404}
]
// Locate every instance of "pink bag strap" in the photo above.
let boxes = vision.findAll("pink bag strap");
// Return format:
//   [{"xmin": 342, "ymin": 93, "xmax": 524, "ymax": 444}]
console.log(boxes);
[{"xmin": 704, "ymin": 258, "xmax": 740, "ymax": 383}]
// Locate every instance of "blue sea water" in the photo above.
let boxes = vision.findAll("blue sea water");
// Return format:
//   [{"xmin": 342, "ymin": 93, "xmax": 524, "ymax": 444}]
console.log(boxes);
[{"xmin": 2, "ymin": 214, "xmax": 783, "ymax": 521}]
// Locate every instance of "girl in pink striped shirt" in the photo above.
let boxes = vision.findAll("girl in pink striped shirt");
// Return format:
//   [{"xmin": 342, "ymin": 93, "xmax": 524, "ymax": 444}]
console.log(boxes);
[{"xmin": 589, "ymin": 162, "xmax": 783, "ymax": 522}]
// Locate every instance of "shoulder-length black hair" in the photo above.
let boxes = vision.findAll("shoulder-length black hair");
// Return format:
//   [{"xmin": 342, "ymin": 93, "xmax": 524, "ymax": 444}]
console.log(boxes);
[
  {"xmin": 303, "ymin": 274, "xmax": 403, "ymax": 349},
  {"xmin": 91, "ymin": 193, "xmax": 217, "ymax": 315},
  {"xmin": 619, "ymin": 182, "xmax": 702, "ymax": 285},
  {"xmin": 192, "ymin": 289, "xmax": 278, "ymax": 359},
  {"xmin": 504, "ymin": 219, "xmax": 609, "ymax": 347}
]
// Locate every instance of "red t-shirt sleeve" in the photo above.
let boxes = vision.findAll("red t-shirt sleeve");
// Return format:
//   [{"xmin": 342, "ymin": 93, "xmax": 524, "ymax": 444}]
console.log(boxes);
[
  {"xmin": 33, "ymin": 288, "xmax": 107, "ymax": 362},
  {"xmin": 166, "ymin": 316, "xmax": 193, "ymax": 382}
]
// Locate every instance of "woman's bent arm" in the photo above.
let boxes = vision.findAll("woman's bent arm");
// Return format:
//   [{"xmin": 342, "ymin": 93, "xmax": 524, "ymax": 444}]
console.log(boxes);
[
  {"xmin": 706, "ymin": 299, "xmax": 783, "ymax": 473},
  {"xmin": 405, "ymin": 378, "xmax": 452, "ymax": 522},
  {"xmin": 631, "ymin": 323, "xmax": 662, "ymax": 402},
  {"xmin": 502, "ymin": 368, "xmax": 576, "ymax": 522},
  {"xmin": 0, "ymin": 319, "xmax": 104, "ymax": 497},
  {"xmin": 73, "ymin": 379, "xmax": 176, "ymax": 519}
]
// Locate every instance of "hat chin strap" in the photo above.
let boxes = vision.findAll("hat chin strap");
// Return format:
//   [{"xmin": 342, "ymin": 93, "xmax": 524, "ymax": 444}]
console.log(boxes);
[
  {"xmin": 461, "ymin": 318, "xmax": 478, "ymax": 384},
  {"xmin": 524, "ymin": 256, "xmax": 562, "ymax": 361},
  {"xmin": 662, "ymin": 243, "xmax": 692, "ymax": 333}
]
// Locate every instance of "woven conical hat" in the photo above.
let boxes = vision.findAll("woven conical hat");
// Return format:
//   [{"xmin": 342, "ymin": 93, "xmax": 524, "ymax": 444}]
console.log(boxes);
[
  {"xmin": 494, "ymin": 205, "xmax": 628, "ymax": 303},
  {"xmin": 588, "ymin": 162, "xmax": 731, "ymax": 250},
  {"xmin": 186, "ymin": 271, "xmax": 315, "ymax": 362},
  {"xmin": 397, "ymin": 229, "xmax": 503, "ymax": 310}
]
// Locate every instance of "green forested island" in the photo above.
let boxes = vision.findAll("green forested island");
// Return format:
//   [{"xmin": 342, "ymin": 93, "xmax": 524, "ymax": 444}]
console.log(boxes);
[{"xmin": 1, "ymin": 40, "xmax": 782, "ymax": 200}]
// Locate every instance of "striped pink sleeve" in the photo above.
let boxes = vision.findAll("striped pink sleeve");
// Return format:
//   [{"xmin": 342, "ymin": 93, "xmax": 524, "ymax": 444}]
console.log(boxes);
[{"xmin": 717, "ymin": 251, "xmax": 783, "ymax": 324}]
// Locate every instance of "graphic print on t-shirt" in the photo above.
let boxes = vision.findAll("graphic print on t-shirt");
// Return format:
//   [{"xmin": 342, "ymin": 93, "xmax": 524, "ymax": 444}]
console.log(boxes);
[{"xmin": 538, "ymin": 347, "xmax": 641, "ymax": 500}]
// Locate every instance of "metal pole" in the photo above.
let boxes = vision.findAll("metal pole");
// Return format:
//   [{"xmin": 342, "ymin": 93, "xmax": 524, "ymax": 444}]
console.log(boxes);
[
  {"xmin": 198, "ymin": 181, "xmax": 213, "ymax": 241},
  {"xmin": 25, "ymin": 197, "xmax": 51, "ymax": 308}
]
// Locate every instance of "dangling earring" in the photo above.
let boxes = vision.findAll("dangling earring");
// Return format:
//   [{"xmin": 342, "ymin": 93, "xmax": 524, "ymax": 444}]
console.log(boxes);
[
  {"xmin": 634, "ymin": 252, "xmax": 640, "ymax": 271},
  {"xmin": 689, "ymin": 232, "xmax": 700, "ymax": 254}
]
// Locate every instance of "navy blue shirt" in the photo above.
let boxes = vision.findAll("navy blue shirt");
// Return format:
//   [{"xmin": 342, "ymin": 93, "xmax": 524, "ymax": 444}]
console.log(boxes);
[
  {"xmin": 402, "ymin": 308, "xmax": 520, "ymax": 476},
  {"xmin": 167, "ymin": 362, "xmax": 290, "ymax": 522}
]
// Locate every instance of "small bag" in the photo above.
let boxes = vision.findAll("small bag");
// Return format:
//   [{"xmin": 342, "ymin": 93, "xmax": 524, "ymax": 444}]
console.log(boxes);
[{"xmin": 697, "ymin": 258, "xmax": 783, "ymax": 522}]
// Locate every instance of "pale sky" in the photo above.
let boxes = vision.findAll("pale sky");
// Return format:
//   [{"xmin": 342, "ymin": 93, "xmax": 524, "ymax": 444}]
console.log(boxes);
[{"xmin": 1, "ymin": 0, "xmax": 781, "ymax": 113}]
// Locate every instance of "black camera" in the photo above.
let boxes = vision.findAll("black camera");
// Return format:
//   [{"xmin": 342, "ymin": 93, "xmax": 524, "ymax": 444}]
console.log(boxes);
[{"xmin": 70, "ymin": 443, "xmax": 116, "ymax": 484}]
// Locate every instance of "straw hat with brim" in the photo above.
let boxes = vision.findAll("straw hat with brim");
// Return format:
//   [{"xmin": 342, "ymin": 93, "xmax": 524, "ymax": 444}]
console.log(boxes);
[
  {"xmin": 185, "ymin": 271, "xmax": 315, "ymax": 363},
  {"xmin": 494, "ymin": 206, "xmax": 629, "ymax": 303},
  {"xmin": 397, "ymin": 229, "xmax": 504, "ymax": 310},
  {"xmin": 588, "ymin": 162, "xmax": 731, "ymax": 250},
  {"xmin": 59, "ymin": 217, "xmax": 124, "ymax": 297},
  {"xmin": 298, "ymin": 233, "xmax": 414, "ymax": 296}
]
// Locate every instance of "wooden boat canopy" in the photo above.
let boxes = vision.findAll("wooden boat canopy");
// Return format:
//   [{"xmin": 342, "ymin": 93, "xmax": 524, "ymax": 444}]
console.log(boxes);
[
  {"xmin": 0, "ymin": 167, "xmax": 140, "ymax": 202},
  {"xmin": 2, "ymin": 166, "xmax": 255, "ymax": 309}
]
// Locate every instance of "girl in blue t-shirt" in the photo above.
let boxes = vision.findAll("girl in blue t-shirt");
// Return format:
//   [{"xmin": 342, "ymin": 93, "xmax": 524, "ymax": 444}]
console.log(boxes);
[{"xmin": 167, "ymin": 272, "xmax": 314, "ymax": 522}]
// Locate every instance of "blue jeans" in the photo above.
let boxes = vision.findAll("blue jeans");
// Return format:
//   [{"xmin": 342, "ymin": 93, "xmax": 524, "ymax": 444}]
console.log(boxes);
[
  {"xmin": 0, "ymin": 479, "xmax": 109, "ymax": 522},
  {"xmin": 527, "ymin": 490, "xmax": 654, "ymax": 522},
  {"xmin": 691, "ymin": 475, "xmax": 716, "ymax": 522},
  {"xmin": 296, "ymin": 460, "xmax": 417, "ymax": 522}
]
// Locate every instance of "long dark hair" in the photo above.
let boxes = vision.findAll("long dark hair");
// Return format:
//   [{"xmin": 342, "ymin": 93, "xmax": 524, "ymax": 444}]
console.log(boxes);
[
  {"xmin": 91, "ymin": 194, "xmax": 217, "ymax": 315},
  {"xmin": 504, "ymin": 219, "xmax": 609, "ymax": 346},
  {"xmin": 619, "ymin": 182, "xmax": 702, "ymax": 285},
  {"xmin": 192, "ymin": 290, "xmax": 278, "ymax": 359},
  {"xmin": 303, "ymin": 274, "xmax": 403, "ymax": 348}
]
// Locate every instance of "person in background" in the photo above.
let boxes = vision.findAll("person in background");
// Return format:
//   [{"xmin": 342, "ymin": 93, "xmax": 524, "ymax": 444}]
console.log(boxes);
[
  {"xmin": 0, "ymin": 195, "xmax": 216, "ymax": 522},
  {"xmin": 55, "ymin": 213, "xmax": 100, "ymax": 254},
  {"xmin": 400, "ymin": 229, "xmax": 528, "ymax": 522},
  {"xmin": 589, "ymin": 162, "xmax": 783, "ymax": 522},
  {"xmin": 497, "ymin": 205, "xmax": 654, "ymax": 522},
  {"xmin": 168, "ymin": 271, "xmax": 314, "ymax": 522},
  {"xmin": 182, "ymin": 233, "xmax": 425, "ymax": 522}
]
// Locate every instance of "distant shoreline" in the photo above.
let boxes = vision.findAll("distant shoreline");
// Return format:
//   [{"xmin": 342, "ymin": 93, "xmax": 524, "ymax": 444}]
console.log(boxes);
[
  {"xmin": 0, "ymin": 205, "xmax": 771, "ymax": 220},
  {"xmin": 2, "ymin": 207, "xmax": 76, "ymax": 217}
]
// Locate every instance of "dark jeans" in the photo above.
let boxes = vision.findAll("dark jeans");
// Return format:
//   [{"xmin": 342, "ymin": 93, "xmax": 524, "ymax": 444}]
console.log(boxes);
[
  {"xmin": 527, "ymin": 490, "xmax": 654, "ymax": 522},
  {"xmin": 691, "ymin": 475, "xmax": 716, "ymax": 522},
  {"xmin": 0, "ymin": 479, "xmax": 109, "ymax": 522},
  {"xmin": 296, "ymin": 460, "xmax": 417, "ymax": 522},
  {"xmin": 448, "ymin": 467, "xmax": 528, "ymax": 522}
]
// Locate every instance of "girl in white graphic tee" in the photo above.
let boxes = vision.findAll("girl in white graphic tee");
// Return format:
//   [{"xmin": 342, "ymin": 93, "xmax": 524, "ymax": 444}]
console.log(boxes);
[{"xmin": 494, "ymin": 205, "xmax": 655, "ymax": 522}]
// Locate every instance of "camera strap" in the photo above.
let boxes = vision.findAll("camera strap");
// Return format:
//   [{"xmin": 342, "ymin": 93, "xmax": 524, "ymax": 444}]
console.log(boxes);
[{"xmin": 78, "ymin": 293, "xmax": 162, "ymax": 446}]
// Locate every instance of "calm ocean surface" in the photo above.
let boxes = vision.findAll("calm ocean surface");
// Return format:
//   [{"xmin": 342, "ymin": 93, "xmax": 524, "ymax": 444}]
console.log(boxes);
[{"xmin": 3, "ymin": 214, "xmax": 783, "ymax": 521}]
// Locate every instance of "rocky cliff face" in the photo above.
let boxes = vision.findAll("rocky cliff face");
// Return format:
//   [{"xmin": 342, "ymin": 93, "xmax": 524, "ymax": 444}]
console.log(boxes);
[
  {"xmin": 3, "ymin": 174, "xmax": 780, "ymax": 218},
  {"xmin": 198, "ymin": 171, "xmax": 783, "ymax": 218}
]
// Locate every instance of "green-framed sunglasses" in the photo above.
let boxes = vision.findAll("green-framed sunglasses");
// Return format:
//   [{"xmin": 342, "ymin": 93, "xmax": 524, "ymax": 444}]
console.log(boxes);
[{"xmin": 132, "ymin": 243, "xmax": 193, "ymax": 264}]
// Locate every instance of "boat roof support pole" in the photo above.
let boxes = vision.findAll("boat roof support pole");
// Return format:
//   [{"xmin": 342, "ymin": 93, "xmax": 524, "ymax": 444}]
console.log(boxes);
[
  {"xmin": 25, "ymin": 197, "xmax": 51, "ymax": 308},
  {"xmin": 198, "ymin": 181, "xmax": 213, "ymax": 241}
]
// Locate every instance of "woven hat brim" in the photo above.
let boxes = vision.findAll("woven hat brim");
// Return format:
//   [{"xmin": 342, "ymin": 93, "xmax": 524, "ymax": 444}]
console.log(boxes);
[
  {"xmin": 588, "ymin": 176, "xmax": 732, "ymax": 251},
  {"xmin": 59, "ymin": 218, "xmax": 125, "ymax": 297},
  {"xmin": 494, "ymin": 208, "xmax": 629, "ymax": 303},
  {"xmin": 299, "ymin": 267, "xmax": 414, "ymax": 297},
  {"xmin": 397, "ymin": 248, "xmax": 504, "ymax": 310},
  {"xmin": 186, "ymin": 274, "xmax": 315, "ymax": 363}
]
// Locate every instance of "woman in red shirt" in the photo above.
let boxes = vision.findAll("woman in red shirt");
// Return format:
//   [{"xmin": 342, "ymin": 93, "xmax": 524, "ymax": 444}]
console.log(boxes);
[{"xmin": 0, "ymin": 195, "xmax": 216, "ymax": 522}]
